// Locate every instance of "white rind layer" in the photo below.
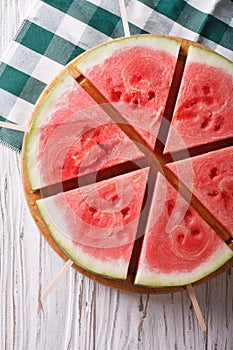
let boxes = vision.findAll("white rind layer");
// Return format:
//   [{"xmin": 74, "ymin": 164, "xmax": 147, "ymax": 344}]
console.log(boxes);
[
  {"xmin": 36, "ymin": 194, "xmax": 129, "ymax": 279},
  {"xmin": 134, "ymin": 244, "xmax": 233, "ymax": 287},
  {"xmin": 25, "ymin": 73, "xmax": 77, "ymax": 190},
  {"xmin": 76, "ymin": 35, "xmax": 181, "ymax": 73},
  {"xmin": 187, "ymin": 45, "xmax": 233, "ymax": 75}
]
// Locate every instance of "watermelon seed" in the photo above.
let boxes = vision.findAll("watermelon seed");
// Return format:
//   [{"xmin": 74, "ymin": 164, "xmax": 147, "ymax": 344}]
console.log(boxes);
[
  {"xmin": 130, "ymin": 74, "xmax": 142, "ymax": 84},
  {"xmin": 209, "ymin": 167, "xmax": 219, "ymax": 179},
  {"xmin": 111, "ymin": 194, "xmax": 119, "ymax": 201},
  {"xmin": 177, "ymin": 233, "xmax": 185, "ymax": 244},
  {"xmin": 207, "ymin": 190, "xmax": 219, "ymax": 197},
  {"xmin": 148, "ymin": 91, "xmax": 155, "ymax": 100},
  {"xmin": 214, "ymin": 115, "xmax": 224, "ymax": 132},
  {"xmin": 200, "ymin": 119, "xmax": 210, "ymax": 129},
  {"xmin": 191, "ymin": 229, "xmax": 200, "ymax": 236},
  {"xmin": 89, "ymin": 206, "xmax": 97, "ymax": 214},
  {"xmin": 166, "ymin": 199, "xmax": 175, "ymax": 216},
  {"xmin": 200, "ymin": 113, "xmax": 212, "ymax": 129},
  {"xmin": 110, "ymin": 88, "xmax": 122, "ymax": 102},
  {"xmin": 202, "ymin": 85, "xmax": 210, "ymax": 95},
  {"xmin": 132, "ymin": 97, "xmax": 139, "ymax": 106},
  {"xmin": 121, "ymin": 206, "xmax": 130, "ymax": 218},
  {"xmin": 185, "ymin": 99, "xmax": 198, "ymax": 109},
  {"xmin": 93, "ymin": 128, "xmax": 101, "ymax": 138}
]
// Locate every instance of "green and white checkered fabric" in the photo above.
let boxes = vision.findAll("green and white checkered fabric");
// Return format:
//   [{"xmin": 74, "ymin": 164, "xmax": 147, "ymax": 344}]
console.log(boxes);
[{"xmin": 0, "ymin": 0, "xmax": 232, "ymax": 151}]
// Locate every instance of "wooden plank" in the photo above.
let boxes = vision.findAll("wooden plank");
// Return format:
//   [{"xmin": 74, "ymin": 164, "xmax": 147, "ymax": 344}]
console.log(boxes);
[{"xmin": 0, "ymin": 1, "xmax": 233, "ymax": 349}]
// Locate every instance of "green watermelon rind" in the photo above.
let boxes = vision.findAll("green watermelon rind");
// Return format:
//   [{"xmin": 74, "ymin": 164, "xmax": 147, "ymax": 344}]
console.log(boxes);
[
  {"xmin": 134, "ymin": 244, "xmax": 233, "ymax": 287},
  {"xmin": 76, "ymin": 35, "xmax": 180, "ymax": 74},
  {"xmin": 36, "ymin": 197, "xmax": 130, "ymax": 280},
  {"xmin": 25, "ymin": 73, "xmax": 77, "ymax": 191}
]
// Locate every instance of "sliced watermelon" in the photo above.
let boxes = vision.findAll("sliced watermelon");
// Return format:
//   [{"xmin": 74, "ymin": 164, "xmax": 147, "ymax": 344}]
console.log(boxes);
[
  {"xmin": 168, "ymin": 146, "xmax": 233, "ymax": 236},
  {"xmin": 36, "ymin": 169, "xmax": 148, "ymax": 279},
  {"xmin": 135, "ymin": 173, "xmax": 233, "ymax": 287},
  {"xmin": 165, "ymin": 45, "xmax": 233, "ymax": 152},
  {"xmin": 23, "ymin": 35, "xmax": 233, "ymax": 289},
  {"xmin": 25, "ymin": 73, "xmax": 142, "ymax": 191},
  {"xmin": 76, "ymin": 35, "xmax": 180, "ymax": 146}
]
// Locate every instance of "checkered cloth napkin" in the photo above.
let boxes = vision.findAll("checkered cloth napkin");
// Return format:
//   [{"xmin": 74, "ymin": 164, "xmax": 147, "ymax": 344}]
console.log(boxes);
[{"xmin": 0, "ymin": 0, "xmax": 232, "ymax": 151}]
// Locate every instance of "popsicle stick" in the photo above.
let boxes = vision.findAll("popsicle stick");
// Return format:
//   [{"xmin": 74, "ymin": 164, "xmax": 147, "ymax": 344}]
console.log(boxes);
[
  {"xmin": 186, "ymin": 284, "xmax": 207, "ymax": 332},
  {"xmin": 0, "ymin": 121, "xmax": 29, "ymax": 133},
  {"xmin": 41, "ymin": 259, "xmax": 73, "ymax": 300},
  {"xmin": 119, "ymin": 0, "xmax": 130, "ymax": 37}
]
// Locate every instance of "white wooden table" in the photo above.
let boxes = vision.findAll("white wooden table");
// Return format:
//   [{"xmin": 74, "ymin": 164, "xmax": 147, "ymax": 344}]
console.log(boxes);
[{"xmin": 0, "ymin": 1, "xmax": 232, "ymax": 349}]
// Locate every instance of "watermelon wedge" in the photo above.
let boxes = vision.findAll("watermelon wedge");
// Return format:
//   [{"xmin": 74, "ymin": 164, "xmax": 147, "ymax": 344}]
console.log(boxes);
[
  {"xmin": 36, "ymin": 169, "xmax": 148, "ymax": 279},
  {"xmin": 165, "ymin": 45, "xmax": 233, "ymax": 152},
  {"xmin": 135, "ymin": 173, "xmax": 233, "ymax": 287},
  {"xmin": 76, "ymin": 35, "xmax": 180, "ymax": 147},
  {"xmin": 25, "ymin": 73, "xmax": 143, "ymax": 191},
  {"xmin": 168, "ymin": 147, "xmax": 233, "ymax": 235}
]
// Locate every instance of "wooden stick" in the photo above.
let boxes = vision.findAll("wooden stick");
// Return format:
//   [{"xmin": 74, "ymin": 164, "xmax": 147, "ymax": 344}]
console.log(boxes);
[
  {"xmin": 186, "ymin": 284, "xmax": 207, "ymax": 332},
  {"xmin": 119, "ymin": 0, "xmax": 130, "ymax": 37},
  {"xmin": 41, "ymin": 259, "xmax": 73, "ymax": 300},
  {"xmin": 0, "ymin": 121, "xmax": 29, "ymax": 133}
]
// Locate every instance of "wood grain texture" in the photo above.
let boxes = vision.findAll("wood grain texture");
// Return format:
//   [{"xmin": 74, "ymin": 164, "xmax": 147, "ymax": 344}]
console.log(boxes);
[{"xmin": 0, "ymin": 1, "xmax": 233, "ymax": 349}]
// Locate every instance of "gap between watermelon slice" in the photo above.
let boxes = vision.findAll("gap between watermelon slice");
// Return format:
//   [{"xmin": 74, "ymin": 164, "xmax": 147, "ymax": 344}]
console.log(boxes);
[
  {"xmin": 39, "ymin": 157, "xmax": 148, "ymax": 198},
  {"xmin": 165, "ymin": 45, "xmax": 233, "ymax": 153},
  {"xmin": 163, "ymin": 137, "xmax": 233, "ymax": 164}
]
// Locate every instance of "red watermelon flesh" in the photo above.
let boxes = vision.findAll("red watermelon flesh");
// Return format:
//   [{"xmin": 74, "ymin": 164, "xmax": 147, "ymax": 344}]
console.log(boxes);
[
  {"xmin": 83, "ymin": 46, "xmax": 178, "ymax": 146},
  {"xmin": 135, "ymin": 173, "xmax": 232, "ymax": 286},
  {"xmin": 37, "ymin": 80, "xmax": 143, "ymax": 189},
  {"xmin": 39, "ymin": 81, "xmax": 96, "ymax": 150},
  {"xmin": 168, "ymin": 146, "xmax": 233, "ymax": 235},
  {"xmin": 36, "ymin": 168, "xmax": 148, "ymax": 278},
  {"xmin": 165, "ymin": 45, "xmax": 233, "ymax": 152}
]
